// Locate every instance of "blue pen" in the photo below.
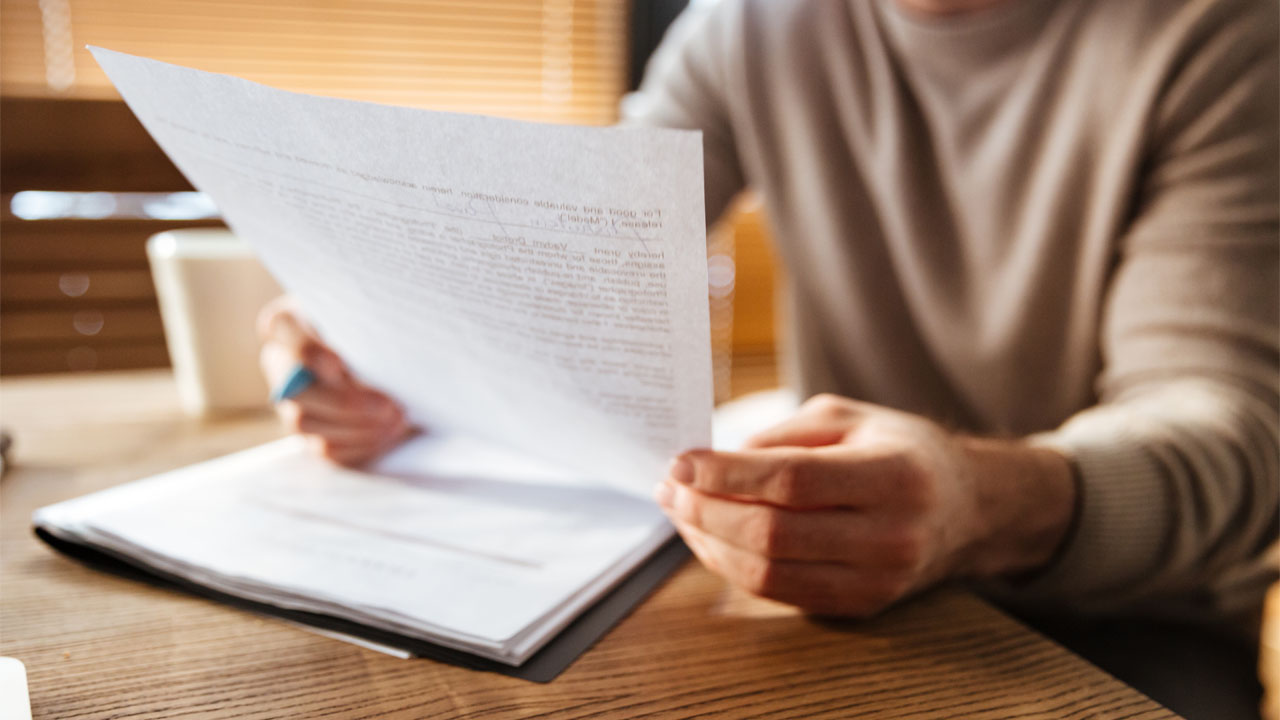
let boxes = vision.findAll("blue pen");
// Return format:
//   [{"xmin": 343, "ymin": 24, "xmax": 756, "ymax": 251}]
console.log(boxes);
[{"xmin": 272, "ymin": 363, "xmax": 317, "ymax": 403}]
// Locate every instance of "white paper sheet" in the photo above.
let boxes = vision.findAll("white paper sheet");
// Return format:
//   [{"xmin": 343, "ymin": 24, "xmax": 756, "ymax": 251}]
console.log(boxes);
[
  {"xmin": 35, "ymin": 436, "xmax": 674, "ymax": 663},
  {"xmin": 89, "ymin": 47, "xmax": 712, "ymax": 497}
]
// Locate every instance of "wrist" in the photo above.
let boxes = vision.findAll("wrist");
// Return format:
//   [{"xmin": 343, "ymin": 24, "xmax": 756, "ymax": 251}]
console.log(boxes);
[{"xmin": 954, "ymin": 436, "xmax": 1078, "ymax": 579}]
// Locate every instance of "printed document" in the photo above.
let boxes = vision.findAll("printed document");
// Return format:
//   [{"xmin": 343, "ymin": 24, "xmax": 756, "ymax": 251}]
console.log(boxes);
[
  {"xmin": 34, "ymin": 48, "xmax": 715, "ymax": 667},
  {"xmin": 90, "ymin": 46, "xmax": 712, "ymax": 495},
  {"xmin": 37, "ymin": 435, "xmax": 673, "ymax": 664}
]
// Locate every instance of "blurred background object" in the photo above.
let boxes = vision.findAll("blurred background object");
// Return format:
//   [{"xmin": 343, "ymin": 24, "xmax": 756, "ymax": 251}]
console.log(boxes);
[
  {"xmin": 1264, "ymin": 581, "xmax": 1280, "ymax": 720},
  {"xmin": 0, "ymin": 429, "xmax": 11, "ymax": 477},
  {"xmin": 709, "ymin": 193, "xmax": 779, "ymax": 401},
  {"xmin": 146, "ymin": 229, "xmax": 282, "ymax": 416},
  {"xmin": 2, "ymin": 0, "xmax": 629, "ymax": 122},
  {"xmin": 0, "ymin": 0, "xmax": 779, "ymax": 400}
]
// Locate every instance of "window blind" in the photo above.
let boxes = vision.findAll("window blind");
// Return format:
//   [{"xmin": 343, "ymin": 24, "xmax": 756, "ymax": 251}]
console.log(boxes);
[{"xmin": 0, "ymin": 0, "xmax": 627, "ymax": 124}]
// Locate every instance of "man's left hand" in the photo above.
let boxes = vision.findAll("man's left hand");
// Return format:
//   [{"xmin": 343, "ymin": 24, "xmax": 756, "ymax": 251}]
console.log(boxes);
[{"xmin": 655, "ymin": 394, "xmax": 1077, "ymax": 616}]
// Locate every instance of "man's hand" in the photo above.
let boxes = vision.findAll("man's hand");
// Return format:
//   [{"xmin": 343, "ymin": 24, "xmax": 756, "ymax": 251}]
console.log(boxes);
[
  {"xmin": 258, "ymin": 296, "xmax": 411, "ymax": 466},
  {"xmin": 655, "ymin": 394, "xmax": 1077, "ymax": 616}
]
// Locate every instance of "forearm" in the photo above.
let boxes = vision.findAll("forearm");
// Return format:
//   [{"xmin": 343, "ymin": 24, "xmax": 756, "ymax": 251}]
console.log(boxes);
[{"xmin": 983, "ymin": 379, "xmax": 1279, "ymax": 626}]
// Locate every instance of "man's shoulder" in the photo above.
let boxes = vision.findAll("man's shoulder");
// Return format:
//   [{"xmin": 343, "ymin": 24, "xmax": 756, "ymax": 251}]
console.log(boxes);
[
  {"xmin": 1081, "ymin": 0, "xmax": 1277, "ymax": 124},
  {"xmin": 1103, "ymin": 0, "xmax": 1277, "ymax": 34},
  {"xmin": 719, "ymin": 0, "xmax": 1277, "ymax": 60},
  {"xmin": 1075, "ymin": 0, "xmax": 1276, "ymax": 64}
]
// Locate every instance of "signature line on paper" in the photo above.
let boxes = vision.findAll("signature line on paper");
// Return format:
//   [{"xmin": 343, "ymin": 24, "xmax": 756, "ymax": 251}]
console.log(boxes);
[{"xmin": 249, "ymin": 497, "xmax": 544, "ymax": 570}]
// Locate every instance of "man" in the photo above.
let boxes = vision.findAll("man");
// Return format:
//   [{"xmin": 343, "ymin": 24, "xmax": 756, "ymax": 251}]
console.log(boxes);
[{"xmin": 260, "ymin": 0, "xmax": 1278, "ymax": 703}]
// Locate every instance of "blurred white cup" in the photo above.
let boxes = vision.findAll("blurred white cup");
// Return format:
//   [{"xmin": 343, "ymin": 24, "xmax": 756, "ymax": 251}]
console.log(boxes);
[{"xmin": 146, "ymin": 228, "xmax": 282, "ymax": 416}]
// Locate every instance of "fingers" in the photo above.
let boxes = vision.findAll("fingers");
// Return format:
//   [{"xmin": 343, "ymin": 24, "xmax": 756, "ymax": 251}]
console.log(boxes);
[
  {"xmin": 276, "ymin": 382, "xmax": 409, "ymax": 466},
  {"xmin": 259, "ymin": 295, "xmax": 410, "ymax": 467},
  {"xmin": 256, "ymin": 294, "xmax": 302, "ymax": 339},
  {"xmin": 280, "ymin": 382, "xmax": 397, "ymax": 424},
  {"xmin": 257, "ymin": 295, "xmax": 348, "ymax": 385},
  {"xmin": 743, "ymin": 417, "xmax": 849, "ymax": 449},
  {"xmin": 670, "ymin": 447, "xmax": 916, "ymax": 509},
  {"xmin": 303, "ymin": 430, "xmax": 410, "ymax": 468},
  {"xmin": 300, "ymin": 398, "xmax": 413, "ymax": 466},
  {"xmin": 742, "ymin": 393, "xmax": 866, "ymax": 449},
  {"xmin": 655, "ymin": 480, "xmax": 917, "ymax": 568},
  {"xmin": 278, "ymin": 398, "xmax": 400, "ymax": 445},
  {"xmin": 669, "ymin": 517, "xmax": 902, "ymax": 616}
]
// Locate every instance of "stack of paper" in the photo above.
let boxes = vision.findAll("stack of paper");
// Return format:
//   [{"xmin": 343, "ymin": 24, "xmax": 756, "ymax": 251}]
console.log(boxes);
[{"xmin": 36, "ymin": 435, "xmax": 675, "ymax": 665}]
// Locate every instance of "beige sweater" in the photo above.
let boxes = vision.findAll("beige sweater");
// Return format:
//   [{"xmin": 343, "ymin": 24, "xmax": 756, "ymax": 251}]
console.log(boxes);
[{"xmin": 627, "ymin": 0, "xmax": 1279, "ymax": 632}]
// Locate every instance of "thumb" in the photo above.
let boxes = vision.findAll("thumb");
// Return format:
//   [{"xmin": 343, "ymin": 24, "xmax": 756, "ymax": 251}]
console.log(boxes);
[{"xmin": 743, "ymin": 408, "xmax": 862, "ymax": 449}]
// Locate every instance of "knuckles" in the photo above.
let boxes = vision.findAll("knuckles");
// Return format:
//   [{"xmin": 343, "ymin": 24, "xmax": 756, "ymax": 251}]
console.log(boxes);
[
  {"xmin": 670, "ymin": 485, "xmax": 703, "ymax": 526},
  {"xmin": 745, "ymin": 510, "xmax": 789, "ymax": 558},
  {"xmin": 893, "ymin": 455, "xmax": 939, "ymax": 513},
  {"xmin": 742, "ymin": 557, "xmax": 786, "ymax": 598},
  {"xmin": 771, "ymin": 456, "xmax": 808, "ymax": 506}
]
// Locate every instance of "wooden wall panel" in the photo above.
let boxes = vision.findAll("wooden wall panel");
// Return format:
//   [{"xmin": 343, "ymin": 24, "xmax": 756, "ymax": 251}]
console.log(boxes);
[
  {"xmin": 0, "ymin": 0, "xmax": 628, "ymax": 125},
  {"xmin": 1, "ymin": 204, "xmax": 222, "ymax": 374},
  {"xmin": 0, "ymin": 342, "xmax": 171, "ymax": 374},
  {"xmin": 0, "ymin": 98, "xmax": 195, "ymax": 192},
  {"xmin": 1, "ymin": 217, "xmax": 220, "ymax": 268},
  {"xmin": 2, "ymin": 308, "xmax": 164, "ymax": 343},
  {"xmin": 0, "ymin": 269, "xmax": 156, "ymax": 306}
]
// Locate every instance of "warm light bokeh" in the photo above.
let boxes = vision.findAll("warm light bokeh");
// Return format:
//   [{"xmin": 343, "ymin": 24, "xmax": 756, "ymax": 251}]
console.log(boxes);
[{"xmin": 0, "ymin": 0, "xmax": 627, "ymax": 123}]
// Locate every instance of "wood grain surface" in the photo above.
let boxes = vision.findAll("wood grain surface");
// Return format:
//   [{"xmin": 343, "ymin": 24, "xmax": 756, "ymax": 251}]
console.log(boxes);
[{"xmin": 0, "ymin": 370, "xmax": 1179, "ymax": 719}]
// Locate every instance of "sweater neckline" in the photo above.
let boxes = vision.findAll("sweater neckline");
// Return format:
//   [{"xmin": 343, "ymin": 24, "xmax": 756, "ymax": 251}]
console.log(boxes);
[{"xmin": 873, "ymin": 0, "xmax": 1059, "ymax": 65}]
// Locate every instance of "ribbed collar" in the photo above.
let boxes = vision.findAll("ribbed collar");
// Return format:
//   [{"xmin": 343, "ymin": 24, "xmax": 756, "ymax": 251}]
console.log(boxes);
[{"xmin": 874, "ymin": 0, "xmax": 1060, "ymax": 69}]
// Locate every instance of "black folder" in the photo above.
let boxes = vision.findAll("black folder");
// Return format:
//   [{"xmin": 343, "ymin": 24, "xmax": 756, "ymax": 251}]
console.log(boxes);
[{"xmin": 35, "ymin": 527, "xmax": 689, "ymax": 683}]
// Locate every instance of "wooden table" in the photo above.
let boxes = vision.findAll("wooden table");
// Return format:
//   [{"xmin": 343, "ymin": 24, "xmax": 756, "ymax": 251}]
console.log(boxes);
[{"xmin": 0, "ymin": 370, "xmax": 1179, "ymax": 719}]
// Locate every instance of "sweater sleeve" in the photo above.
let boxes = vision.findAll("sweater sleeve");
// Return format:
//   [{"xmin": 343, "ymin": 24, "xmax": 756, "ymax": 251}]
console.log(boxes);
[
  {"xmin": 621, "ymin": 2, "xmax": 747, "ymax": 227},
  {"xmin": 993, "ymin": 1, "xmax": 1279, "ymax": 628}
]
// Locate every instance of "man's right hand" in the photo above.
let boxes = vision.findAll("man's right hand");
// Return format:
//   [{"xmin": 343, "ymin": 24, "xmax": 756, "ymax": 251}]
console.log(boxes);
[{"xmin": 257, "ymin": 296, "xmax": 411, "ymax": 466}]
